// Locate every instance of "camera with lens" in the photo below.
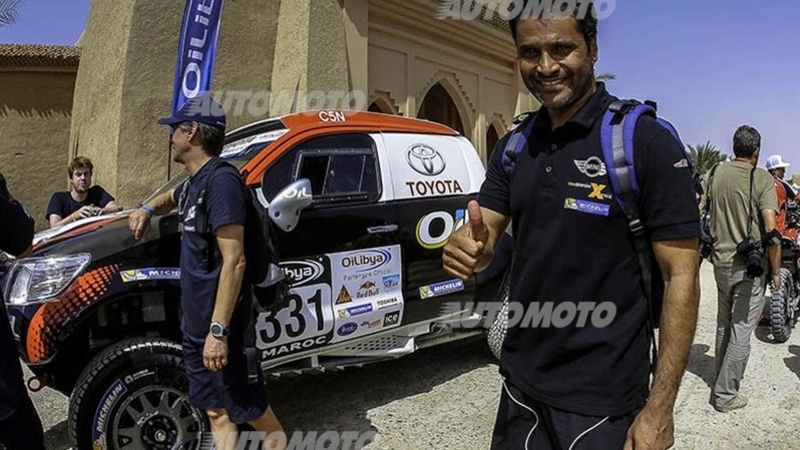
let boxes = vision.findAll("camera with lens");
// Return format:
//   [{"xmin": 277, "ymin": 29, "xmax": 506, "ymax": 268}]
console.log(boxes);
[
  {"xmin": 699, "ymin": 211, "xmax": 713, "ymax": 260},
  {"xmin": 736, "ymin": 235, "xmax": 765, "ymax": 278}
]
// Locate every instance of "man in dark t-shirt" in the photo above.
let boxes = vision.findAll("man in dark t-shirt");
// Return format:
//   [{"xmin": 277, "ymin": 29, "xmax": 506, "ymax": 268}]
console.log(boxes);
[
  {"xmin": 46, "ymin": 156, "xmax": 121, "ymax": 228},
  {"xmin": 128, "ymin": 93, "xmax": 286, "ymax": 450},
  {"xmin": 443, "ymin": 4, "xmax": 700, "ymax": 450}
]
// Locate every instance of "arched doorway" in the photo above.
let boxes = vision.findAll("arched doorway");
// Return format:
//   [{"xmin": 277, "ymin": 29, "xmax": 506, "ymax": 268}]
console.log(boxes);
[
  {"xmin": 417, "ymin": 83, "xmax": 465, "ymax": 135},
  {"xmin": 486, "ymin": 124, "xmax": 500, "ymax": 163},
  {"xmin": 369, "ymin": 101, "xmax": 386, "ymax": 113}
]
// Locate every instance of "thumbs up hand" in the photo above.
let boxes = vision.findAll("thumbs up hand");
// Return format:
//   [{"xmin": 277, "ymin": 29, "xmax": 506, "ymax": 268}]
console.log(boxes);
[
  {"xmin": 466, "ymin": 199, "xmax": 489, "ymax": 245},
  {"xmin": 443, "ymin": 200, "xmax": 494, "ymax": 280}
]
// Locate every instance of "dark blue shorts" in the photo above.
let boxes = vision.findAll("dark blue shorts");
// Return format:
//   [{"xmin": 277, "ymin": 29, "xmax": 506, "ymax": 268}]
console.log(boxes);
[{"xmin": 182, "ymin": 329, "xmax": 269, "ymax": 424}]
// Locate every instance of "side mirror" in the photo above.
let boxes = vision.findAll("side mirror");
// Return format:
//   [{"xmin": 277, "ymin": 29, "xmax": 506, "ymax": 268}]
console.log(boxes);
[{"xmin": 268, "ymin": 179, "xmax": 313, "ymax": 232}]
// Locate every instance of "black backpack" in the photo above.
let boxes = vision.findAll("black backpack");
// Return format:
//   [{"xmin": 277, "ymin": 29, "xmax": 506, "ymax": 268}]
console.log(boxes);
[
  {"xmin": 193, "ymin": 159, "xmax": 287, "ymax": 300},
  {"xmin": 193, "ymin": 159, "xmax": 290, "ymax": 382}
]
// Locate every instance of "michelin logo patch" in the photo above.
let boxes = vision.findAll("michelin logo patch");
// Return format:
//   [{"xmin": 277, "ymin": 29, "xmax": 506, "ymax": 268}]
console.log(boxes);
[
  {"xmin": 120, "ymin": 268, "xmax": 181, "ymax": 283},
  {"xmin": 564, "ymin": 198, "xmax": 610, "ymax": 217},
  {"xmin": 420, "ymin": 278, "xmax": 465, "ymax": 299}
]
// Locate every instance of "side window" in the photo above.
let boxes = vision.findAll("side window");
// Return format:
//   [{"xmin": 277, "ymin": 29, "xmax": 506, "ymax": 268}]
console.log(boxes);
[{"xmin": 261, "ymin": 133, "xmax": 380, "ymax": 204}]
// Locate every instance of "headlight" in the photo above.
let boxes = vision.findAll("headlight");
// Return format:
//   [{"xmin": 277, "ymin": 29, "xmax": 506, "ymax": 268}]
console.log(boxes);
[{"xmin": 3, "ymin": 253, "xmax": 92, "ymax": 306}]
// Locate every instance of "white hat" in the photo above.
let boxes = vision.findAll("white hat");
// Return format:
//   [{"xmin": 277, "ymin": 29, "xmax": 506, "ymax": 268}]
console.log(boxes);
[{"xmin": 766, "ymin": 154, "xmax": 791, "ymax": 170}]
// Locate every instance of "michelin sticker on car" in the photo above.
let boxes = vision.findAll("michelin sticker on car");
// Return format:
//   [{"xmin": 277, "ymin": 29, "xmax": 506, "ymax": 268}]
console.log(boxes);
[
  {"xmin": 120, "ymin": 268, "xmax": 180, "ymax": 283},
  {"xmin": 419, "ymin": 278, "xmax": 465, "ymax": 299}
]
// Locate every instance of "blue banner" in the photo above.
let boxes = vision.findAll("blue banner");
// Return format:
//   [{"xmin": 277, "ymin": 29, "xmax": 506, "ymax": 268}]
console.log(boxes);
[{"xmin": 171, "ymin": 0, "xmax": 225, "ymax": 115}]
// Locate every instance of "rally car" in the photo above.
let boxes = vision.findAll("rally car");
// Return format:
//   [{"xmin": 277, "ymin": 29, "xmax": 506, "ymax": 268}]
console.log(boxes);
[{"xmin": 2, "ymin": 110, "xmax": 508, "ymax": 450}]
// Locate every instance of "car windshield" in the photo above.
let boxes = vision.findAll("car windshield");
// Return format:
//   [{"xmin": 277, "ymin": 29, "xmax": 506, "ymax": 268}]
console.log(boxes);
[{"xmin": 141, "ymin": 127, "xmax": 289, "ymax": 204}]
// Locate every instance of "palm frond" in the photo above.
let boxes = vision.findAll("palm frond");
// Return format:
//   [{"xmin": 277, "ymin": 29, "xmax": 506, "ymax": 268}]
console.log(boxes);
[
  {"xmin": 688, "ymin": 141, "xmax": 726, "ymax": 174},
  {"xmin": 0, "ymin": 0, "xmax": 23, "ymax": 27},
  {"xmin": 595, "ymin": 73, "xmax": 616, "ymax": 81}
]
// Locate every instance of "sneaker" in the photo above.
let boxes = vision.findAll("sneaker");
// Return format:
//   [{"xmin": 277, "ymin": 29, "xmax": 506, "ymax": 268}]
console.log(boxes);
[{"xmin": 714, "ymin": 395, "xmax": 748, "ymax": 413}]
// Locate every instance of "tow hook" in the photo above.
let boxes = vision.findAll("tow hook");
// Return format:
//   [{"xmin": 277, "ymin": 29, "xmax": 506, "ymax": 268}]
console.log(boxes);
[{"xmin": 27, "ymin": 375, "xmax": 47, "ymax": 392}]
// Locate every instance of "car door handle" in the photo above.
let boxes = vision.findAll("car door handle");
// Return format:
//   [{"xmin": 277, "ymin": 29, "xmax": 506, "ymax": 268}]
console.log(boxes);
[{"xmin": 367, "ymin": 224, "xmax": 398, "ymax": 234}]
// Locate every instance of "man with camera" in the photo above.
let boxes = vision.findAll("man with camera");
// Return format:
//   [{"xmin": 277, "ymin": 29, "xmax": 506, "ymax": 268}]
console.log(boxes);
[{"xmin": 706, "ymin": 125, "xmax": 781, "ymax": 413}]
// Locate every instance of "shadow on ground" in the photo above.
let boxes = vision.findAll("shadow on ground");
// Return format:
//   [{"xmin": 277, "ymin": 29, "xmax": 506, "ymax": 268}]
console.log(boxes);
[
  {"xmin": 785, "ymin": 345, "xmax": 800, "ymax": 381},
  {"xmin": 264, "ymin": 335, "xmax": 495, "ymax": 448},
  {"xmin": 685, "ymin": 343, "xmax": 716, "ymax": 390},
  {"xmin": 44, "ymin": 420, "xmax": 69, "ymax": 449}
]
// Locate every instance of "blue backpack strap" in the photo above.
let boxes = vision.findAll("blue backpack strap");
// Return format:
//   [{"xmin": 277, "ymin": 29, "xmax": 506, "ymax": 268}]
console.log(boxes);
[
  {"xmin": 600, "ymin": 99, "xmax": 656, "ymax": 233},
  {"xmin": 601, "ymin": 99, "xmax": 660, "ymax": 370},
  {"xmin": 501, "ymin": 112, "xmax": 537, "ymax": 179}
]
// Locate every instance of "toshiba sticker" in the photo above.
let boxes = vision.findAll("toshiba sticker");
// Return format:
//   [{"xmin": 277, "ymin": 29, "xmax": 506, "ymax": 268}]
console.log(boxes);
[
  {"xmin": 381, "ymin": 134, "xmax": 474, "ymax": 200},
  {"xmin": 329, "ymin": 245, "xmax": 404, "ymax": 343}
]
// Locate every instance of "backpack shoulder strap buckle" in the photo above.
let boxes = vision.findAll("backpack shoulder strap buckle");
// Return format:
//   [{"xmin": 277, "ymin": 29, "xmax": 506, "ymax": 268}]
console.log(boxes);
[{"xmin": 608, "ymin": 99, "xmax": 640, "ymax": 116}]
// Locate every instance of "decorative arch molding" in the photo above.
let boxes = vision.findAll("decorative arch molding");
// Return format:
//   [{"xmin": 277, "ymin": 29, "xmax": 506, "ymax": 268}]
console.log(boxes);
[
  {"xmin": 368, "ymin": 90, "xmax": 401, "ymax": 115},
  {"xmin": 417, "ymin": 70, "xmax": 476, "ymax": 132},
  {"xmin": 489, "ymin": 113, "xmax": 511, "ymax": 135}
]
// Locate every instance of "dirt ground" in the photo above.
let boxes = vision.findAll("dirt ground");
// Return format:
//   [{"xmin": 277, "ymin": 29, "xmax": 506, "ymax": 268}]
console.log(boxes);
[{"xmin": 30, "ymin": 261, "xmax": 800, "ymax": 449}]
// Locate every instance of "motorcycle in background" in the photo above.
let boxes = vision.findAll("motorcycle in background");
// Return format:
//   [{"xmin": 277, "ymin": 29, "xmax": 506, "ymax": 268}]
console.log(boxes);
[{"xmin": 769, "ymin": 199, "xmax": 800, "ymax": 343}]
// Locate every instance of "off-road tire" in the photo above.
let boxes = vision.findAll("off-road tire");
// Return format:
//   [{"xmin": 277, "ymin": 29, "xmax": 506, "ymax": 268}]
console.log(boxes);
[
  {"xmin": 487, "ymin": 269, "xmax": 511, "ymax": 360},
  {"xmin": 770, "ymin": 268, "xmax": 795, "ymax": 343},
  {"xmin": 68, "ymin": 338, "xmax": 209, "ymax": 450}
]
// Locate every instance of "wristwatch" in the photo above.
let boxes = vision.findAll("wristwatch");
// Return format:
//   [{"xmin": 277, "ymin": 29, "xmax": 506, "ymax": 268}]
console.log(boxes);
[{"xmin": 209, "ymin": 322, "xmax": 229, "ymax": 338}]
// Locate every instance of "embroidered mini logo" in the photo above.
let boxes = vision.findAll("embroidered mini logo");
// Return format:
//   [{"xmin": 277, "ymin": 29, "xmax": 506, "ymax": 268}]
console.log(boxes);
[{"xmin": 574, "ymin": 157, "xmax": 607, "ymax": 178}]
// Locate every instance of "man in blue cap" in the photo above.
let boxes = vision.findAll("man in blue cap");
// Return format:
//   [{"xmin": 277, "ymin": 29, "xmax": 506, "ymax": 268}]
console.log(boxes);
[
  {"xmin": 129, "ymin": 93, "xmax": 286, "ymax": 450},
  {"xmin": 0, "ymin": 173, "xmax": 46, "ymax": 450}
]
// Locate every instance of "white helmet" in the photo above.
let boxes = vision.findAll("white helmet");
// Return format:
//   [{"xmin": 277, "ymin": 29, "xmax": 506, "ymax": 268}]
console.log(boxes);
[{"xmin": 766, "ymin": 154, "xmax": 791, "ymax": 170}]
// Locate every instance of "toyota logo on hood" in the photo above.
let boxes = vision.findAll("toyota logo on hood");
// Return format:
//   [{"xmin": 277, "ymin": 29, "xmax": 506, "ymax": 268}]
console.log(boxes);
[{"xmin": 407, "ymin": 144, "xmax": 445, "ymax": 176}]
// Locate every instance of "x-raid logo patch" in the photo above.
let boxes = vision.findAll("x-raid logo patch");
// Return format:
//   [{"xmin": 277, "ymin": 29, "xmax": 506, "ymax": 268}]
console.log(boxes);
[{"xmin": 574, "ymin": 157, "xmax": 607, "ymax": 178}]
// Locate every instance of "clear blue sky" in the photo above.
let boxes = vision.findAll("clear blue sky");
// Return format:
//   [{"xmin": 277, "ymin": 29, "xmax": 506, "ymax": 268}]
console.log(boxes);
[{"xmin": 2, "ymin": 0, "xmax": 799, "ymax": 173}]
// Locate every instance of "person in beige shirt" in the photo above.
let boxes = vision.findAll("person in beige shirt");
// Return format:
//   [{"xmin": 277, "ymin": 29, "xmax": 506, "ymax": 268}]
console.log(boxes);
[{"xmin": 705, "ymin": 125, "xmax": 780, "ymax": 413}]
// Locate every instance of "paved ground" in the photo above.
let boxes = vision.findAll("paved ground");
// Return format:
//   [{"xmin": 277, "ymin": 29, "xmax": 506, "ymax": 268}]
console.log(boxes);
[{"xmin": 29, "ymin": 262, "xmax": 800, "ymax": 449}]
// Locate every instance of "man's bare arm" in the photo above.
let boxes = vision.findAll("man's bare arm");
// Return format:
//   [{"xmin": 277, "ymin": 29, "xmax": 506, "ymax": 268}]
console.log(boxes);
[
  {"xmin": 202, "ymin": 224, "xmax": 247, "ymax": 372},
  {"xmin": 141, "ymin": 190, "xmax": 177, "ymax": 215},
  {"xmin": 625, "ymin": 236, "xmax": 699, "ymax": 450},
  {"xmin": 102, "ymin": 200, "xmax": 122, "ymax": 213},
  {"xmin": 129, "ymin": 190, "xmax": 177, "ymax": 240},
  {"xmin": 49, "ymin": 205, "xmax": 97, "ymax": 228},
  {"xmin": 211, "ymin": 224, "xmax": 247, "ymax": 329},
  {"xmin": 650, "ymin": 237, "xmax": 700, "ymax": 409}
]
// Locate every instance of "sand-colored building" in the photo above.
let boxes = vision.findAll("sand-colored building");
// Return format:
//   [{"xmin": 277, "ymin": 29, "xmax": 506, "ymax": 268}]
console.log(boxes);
[
  {"xmin": 1, "ymin": 0, "xmax": 537, "ymax": 227},
  {"xmin": 0, "ymin": 45, "xmax": 80, "ymax": 229}
]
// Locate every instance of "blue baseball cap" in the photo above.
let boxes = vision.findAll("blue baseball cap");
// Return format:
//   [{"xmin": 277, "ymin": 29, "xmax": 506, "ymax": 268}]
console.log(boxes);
[{"xmin": 158, "ymin": 92, "xmax": 226, "ymax": 128}]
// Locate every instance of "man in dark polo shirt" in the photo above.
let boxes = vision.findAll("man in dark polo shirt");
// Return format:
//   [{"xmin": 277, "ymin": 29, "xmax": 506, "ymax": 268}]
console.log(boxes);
[
  {"xmin": 128, "ymin": 94, "xmax": 286, "ymax": 450},
  {"xmin": 46, "ymin": 156, "xmax": 121, "ymax": 228},
  {"xmin": 443, "ymin": 3, "xmax": 700, "ymax": 449},
  {"xmin": 0, "ymin": 174, "xmax": 45, "ymax": 450}
]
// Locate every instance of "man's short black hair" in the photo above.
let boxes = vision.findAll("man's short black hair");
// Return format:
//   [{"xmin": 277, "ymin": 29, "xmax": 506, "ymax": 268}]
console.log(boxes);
[
  {"xmin": 179, "ymin": 121, "xmax": 226, "ymax": 157},
  {"xmin": 508, "ymin": 1, "xmax": 599, "ymax": 46},
  {"xmin": 732, "ymin": 125, "xmax": 761, "ymax": 158}
]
